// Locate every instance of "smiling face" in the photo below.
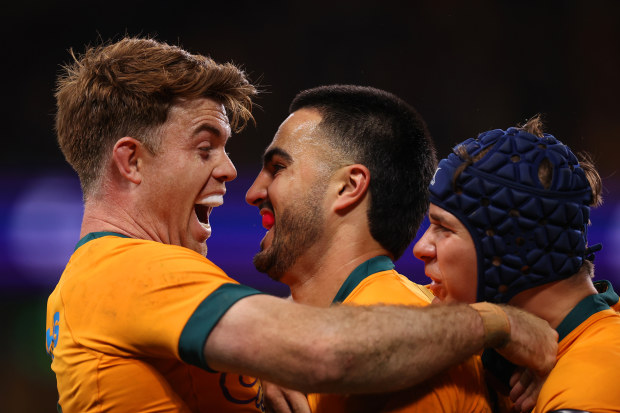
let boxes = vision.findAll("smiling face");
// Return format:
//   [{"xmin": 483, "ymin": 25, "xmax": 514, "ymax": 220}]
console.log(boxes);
[
  {"xmin": 245, "ymin": 108, "xmax": 333, "ymax": 281},
  {"xmin": 137, "ymin": 98, "xmax": 236, "ymax": 256},
  {"xmin": 413, "ymin": 203, "xmax": 478, "ymax": 303}
]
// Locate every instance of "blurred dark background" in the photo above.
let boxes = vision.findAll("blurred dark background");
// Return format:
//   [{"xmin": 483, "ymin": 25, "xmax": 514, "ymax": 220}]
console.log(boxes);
[{"xmin": 2, "ymin": 0, "xmax": 619, "ymax": 410}]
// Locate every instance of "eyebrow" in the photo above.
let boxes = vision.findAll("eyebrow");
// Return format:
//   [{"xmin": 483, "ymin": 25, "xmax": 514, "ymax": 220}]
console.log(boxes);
[
  {"xmin": 429, "ymin": 212, "xmax": 446, "ymax": 223},
  {"xmin": 194, "ymin": 123, "xmax": 229, "ymax": 140},
  {"xmin": 263, "ymin": 147, "xmax": 292, "ymax": 166}
]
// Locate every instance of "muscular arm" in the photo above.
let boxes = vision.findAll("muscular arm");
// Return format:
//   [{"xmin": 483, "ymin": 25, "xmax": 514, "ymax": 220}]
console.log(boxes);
[{"xmin": 204, "ymin": 295, "xmax": 556, "ymax": 394}]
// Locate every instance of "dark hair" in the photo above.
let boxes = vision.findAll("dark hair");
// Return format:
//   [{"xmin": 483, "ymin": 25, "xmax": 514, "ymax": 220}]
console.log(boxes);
[
  {"xmin": 56, "ymin": 37, "xmax": 257, "ymax": 197},
  {"xmin": 290, "ymin": 85, "xmax": 437, "ymax": 259}
]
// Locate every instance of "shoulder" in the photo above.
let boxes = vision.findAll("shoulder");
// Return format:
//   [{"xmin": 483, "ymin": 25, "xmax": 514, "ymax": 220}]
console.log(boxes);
[
  {"xmin": 562, "ymin": 309, "xmax": 620, "ymax": 350},
  {"xmin": 90, "ymin": 236, "xmax": 226, "ymax": 271},
  {"xmin": 538, "ymin": 311, "xmax": 620, "ymax": 410},
  {"xmin": 68, "ymin": 236, "xmax": 233, "ymax": 290},
  {"xmin": 345, "ymin": 270, "xmax": 432, "ymax": 306}
]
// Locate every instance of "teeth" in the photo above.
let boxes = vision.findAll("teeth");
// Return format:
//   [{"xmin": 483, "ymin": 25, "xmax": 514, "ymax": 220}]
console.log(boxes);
[{"xmin": 197, "ymin": 195, "xmax": 224, "ymax": 207}]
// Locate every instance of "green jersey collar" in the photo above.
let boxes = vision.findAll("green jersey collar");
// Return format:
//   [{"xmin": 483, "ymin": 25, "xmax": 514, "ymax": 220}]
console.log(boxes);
[
  {"xmin": 556, "ymin": 280, "xmax": 619, "ymax": 342},
  {"xmin": 332, "ymin": 256, "xmax": 394, "ymax": 304},
  {"xmin": 75, "ymin": 231, "xmax": 130, "ymax": 251}
]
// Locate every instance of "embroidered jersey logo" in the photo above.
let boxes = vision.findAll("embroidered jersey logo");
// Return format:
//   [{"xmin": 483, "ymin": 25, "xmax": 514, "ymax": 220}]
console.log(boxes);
[
  {"xmin": 220, "ymin": 373, "xmax": 265, "ymax": 412},
  {"xmin": 430, "ymin": 167, "xmax": 441, "ymax": 186},
  {"xmin": 46, "ymin": 312, "xmax": 60, "ymax": 359}
]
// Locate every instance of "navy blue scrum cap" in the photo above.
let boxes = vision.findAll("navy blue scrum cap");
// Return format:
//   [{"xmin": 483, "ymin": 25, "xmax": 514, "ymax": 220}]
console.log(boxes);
[{"xmin": 429, "ymin": 127, "xmax": 597, "ymax": 303}]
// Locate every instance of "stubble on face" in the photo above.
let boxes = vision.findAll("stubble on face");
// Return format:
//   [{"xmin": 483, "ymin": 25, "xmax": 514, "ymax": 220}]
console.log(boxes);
[{"xmin": 253, "ymin": 181, "xmax": 327, "ymax": 281}]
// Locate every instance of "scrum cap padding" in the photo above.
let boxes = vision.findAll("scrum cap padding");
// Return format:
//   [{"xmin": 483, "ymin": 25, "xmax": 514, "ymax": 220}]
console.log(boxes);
[{"xmin": 429, "ymin": 127, "xmax": 593, "ymax": 303}]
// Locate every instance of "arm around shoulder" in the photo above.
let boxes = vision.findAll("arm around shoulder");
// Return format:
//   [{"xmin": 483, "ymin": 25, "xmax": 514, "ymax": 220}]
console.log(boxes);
[{"xmin": 205, "ymin": 295, "xmax": 501, "ymax": 394}]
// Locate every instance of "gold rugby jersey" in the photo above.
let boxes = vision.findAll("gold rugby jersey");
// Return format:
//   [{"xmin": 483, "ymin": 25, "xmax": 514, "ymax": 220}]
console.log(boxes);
[
  {"xmin": 533, "ymin": 280, "xmax": 620, "ymax": 413},
  {"xmin": 46, "ymin": 232, "xmax": 264, "ymax": 412},
  {"xmin": 307, "ymin": 256, "xmax": 492, "ymax": 413}
]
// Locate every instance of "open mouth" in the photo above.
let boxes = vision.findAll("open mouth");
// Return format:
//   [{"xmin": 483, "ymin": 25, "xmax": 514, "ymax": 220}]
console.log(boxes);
[
  {"xmin": 195, "ymin": 204, "xmax": 212, "ymax": 227},
  {"xmin": 195, "ymin": 194, "xmax": 224, "ymax": 231}
]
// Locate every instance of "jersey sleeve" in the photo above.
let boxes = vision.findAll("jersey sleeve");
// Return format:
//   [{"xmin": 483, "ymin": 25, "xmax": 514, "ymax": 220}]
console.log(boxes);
[{"xmin": 178, "ymin": 283, "xmax": 261, "ymax": 370}]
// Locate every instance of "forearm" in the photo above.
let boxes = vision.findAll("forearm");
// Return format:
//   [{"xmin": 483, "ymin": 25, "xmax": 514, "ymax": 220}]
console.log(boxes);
[
  {"xmin": 205, "ymin": 295, "xmax": 486, "ymax": 393},
  {"xmin": 300, "ymin": 303, "xmax": 487, "ymax": 393}
]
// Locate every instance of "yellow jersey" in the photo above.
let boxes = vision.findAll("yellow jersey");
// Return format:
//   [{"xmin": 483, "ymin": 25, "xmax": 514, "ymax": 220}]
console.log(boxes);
[
  {"xmin": 533, "ymin": 280, "xmax": 620, "ymax": 413},
  {"xmin": 45, "ymin": 232, "xmax": 265, "ymax": 412},
  {"xmin": 307, "ymin": 256, "xmax": 492, "ymax": 413}
]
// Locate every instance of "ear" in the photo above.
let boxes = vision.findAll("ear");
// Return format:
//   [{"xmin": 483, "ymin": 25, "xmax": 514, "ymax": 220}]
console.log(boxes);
[
  {"xmin": 332, "ymin": 164, "xmax": 371, "ymax": 213},
  {"xmin": 112, "ymin": 137, "xmax": 143, "ymax": 185}
]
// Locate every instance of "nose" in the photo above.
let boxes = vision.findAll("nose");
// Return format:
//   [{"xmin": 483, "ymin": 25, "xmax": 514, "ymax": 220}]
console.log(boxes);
[
  {"xmin": 413, "ymin": 228, "xmax": 435, "ymax": 263},
  {"xmin": 214, "ymin": 151, "xmax": 237, "ymax": 182},
  {"xmin": 246, "ymin": 170, "xmax": 269, "ymax": 207}
]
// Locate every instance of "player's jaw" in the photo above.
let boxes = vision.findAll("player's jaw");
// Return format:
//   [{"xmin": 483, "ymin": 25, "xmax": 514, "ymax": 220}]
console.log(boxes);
[{"xmin": 253, "ymin": 199, "xmax": 324, "ymax": 281}]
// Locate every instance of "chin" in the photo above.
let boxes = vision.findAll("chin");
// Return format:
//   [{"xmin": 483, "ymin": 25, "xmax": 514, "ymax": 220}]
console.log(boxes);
[{"xmin": 188, "ymin": 230, "xmax": 210, "ymax": 256}]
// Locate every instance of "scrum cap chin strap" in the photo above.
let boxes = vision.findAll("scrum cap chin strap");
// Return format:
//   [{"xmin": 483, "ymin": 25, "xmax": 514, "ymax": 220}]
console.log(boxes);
[{"xmin": 429, "ymin": 127, "xmax": 599, "ymax": 303}]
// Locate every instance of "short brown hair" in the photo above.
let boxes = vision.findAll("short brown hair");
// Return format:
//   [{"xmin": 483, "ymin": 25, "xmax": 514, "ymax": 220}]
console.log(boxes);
[{"xmin": 56, "ymin": 37, "xmax": 257, "ymax": 197}]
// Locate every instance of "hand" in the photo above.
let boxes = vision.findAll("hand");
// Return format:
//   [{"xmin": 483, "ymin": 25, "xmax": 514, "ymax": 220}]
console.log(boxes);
[
  {"xmin": 263, "ymin": 380, "xmax": 311, "ymax": 413},
  {"xmin": 496, "ymin": 305, "xmax": 558, "ymax": 377},
  {"xmin": 509, "ymin": 367, "xmax": 546, "ymax": 412}
]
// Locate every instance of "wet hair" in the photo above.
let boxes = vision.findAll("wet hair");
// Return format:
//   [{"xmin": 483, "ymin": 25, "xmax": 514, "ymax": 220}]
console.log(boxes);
[
  {"xmin": 290, "ymin": 85, "xmax": 437, "ymax": 259},
  {"xmin": 56, "ymin": 37, "xmax": 257, "ymax": 198}
]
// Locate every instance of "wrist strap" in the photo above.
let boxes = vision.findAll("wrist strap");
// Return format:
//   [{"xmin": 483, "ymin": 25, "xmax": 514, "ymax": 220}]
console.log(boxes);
[{"xmin": 470, "ymin": 302, "xmax": 511, "ymax": 348}]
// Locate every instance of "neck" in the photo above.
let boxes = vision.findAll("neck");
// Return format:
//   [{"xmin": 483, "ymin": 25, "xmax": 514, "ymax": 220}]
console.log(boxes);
[
  {"xmin": 508, "ymin": 273, "xmax": 598, "ymax": 329},
  {"xmin": 283, "ymin": 228, "xmax": 391, "ymax": 307},
  {"xmin": 81, "ymin": 195, "xmax": 152, "ymax": 241}
]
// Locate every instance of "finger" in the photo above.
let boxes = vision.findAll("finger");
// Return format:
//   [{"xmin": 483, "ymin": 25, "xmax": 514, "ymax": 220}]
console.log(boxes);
[
  {"xmin": 519, "ymin": 395, "xmax": 536, "ymax": 413},
  {"xmin": 263, "ymin": 383, "xmax": 293, "ymax": 413},
  {"xmin": 509, "ymin": 369, "xmax": 533, "ymax": 402},
  {"xmin": 512, "ymin": 373, "xmax": 544, "ymax": 412},
  {"xmin": 510, "ymin": 379, "xmax": 525, "ymax": 404},
  {"xmin": 266, "ymin": 393, "xmax": 292, "ymax": 413},
  {"xmin": 282, "ymin": 389, "xmax": 311, "ymax": 413},
  {"xmin": 509, "ymin": 367, "xmax": 525, "ymax": 388},
  {"xmin": 513, "ymin": 383, "xmax": 535, "ymax": 412}
]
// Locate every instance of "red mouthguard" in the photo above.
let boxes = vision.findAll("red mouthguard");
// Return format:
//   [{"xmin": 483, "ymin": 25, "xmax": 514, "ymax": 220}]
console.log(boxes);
[{"xmin": 262, "ymin": 212, "xmax": 275, "ymax": 229}]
